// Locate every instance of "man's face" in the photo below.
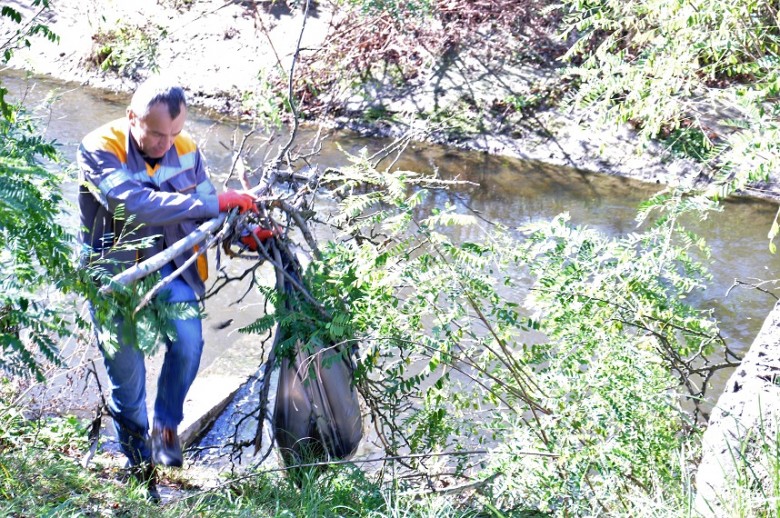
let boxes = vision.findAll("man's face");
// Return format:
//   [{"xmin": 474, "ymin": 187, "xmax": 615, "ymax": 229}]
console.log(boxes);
[{"xmin": 127, "ymin": 102, "xmax": 187, "ymax": 159}]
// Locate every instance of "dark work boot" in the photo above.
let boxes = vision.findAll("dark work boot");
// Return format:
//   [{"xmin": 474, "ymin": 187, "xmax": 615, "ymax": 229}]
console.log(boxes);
[
  {"xmin": 150, "ymin": 424, "xmax": 183, "ymax": 468},
  {"xmin": 127, "ymin": 461, "xmax": 160, "ymax": 503}
]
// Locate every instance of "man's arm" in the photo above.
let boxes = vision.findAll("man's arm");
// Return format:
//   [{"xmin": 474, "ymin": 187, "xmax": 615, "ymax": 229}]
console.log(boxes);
[{"xmin": 77, "ymin": 142, "xmax": 220, "ymax": 225}]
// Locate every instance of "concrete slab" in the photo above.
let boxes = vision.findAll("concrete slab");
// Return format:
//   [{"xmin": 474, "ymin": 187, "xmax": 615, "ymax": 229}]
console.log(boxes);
[{"xmin": 179, "ymin": 374, "xmax": 248, "ymax": 447}]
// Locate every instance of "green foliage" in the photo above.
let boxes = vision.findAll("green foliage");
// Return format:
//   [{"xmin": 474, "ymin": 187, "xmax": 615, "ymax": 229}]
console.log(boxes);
[
  {"xmin": 0, "ymin": 393, "xmax": 162, "ymax": 515},
  {"xmin": 720, "ymin": 417, "xmax": 780, "ymax": 517},
  {"xmin": 769, "ymin": 206, "xmax": 780, "ymax": 254},
  {"xmin": 362, "ymin": 104, "xmax": 395, "ymax": 123},
  {"xmin": 89, "ymin": 21, "xmax": 166, "ymax": 77},
  {"xmin": 0, "ymin": 382, "xmax": 483, "ymax": 516},
  {"xmin": 0, "ymin": 1, "xmax": 84, "ymax": 381},
  {"xmin": 84, "ymin": 264, "xmax": 201, "ymax": 358},
  {"xmin": 504, "ymin": 93, "xmax": 544, "ymax": 114},
  {"xmin": 488, "ymin": 190, "xmax": 720, "ymax": 513},
  {"xmin": 425, "ymin": 101, "xmax": 487, "ymax": 141},
  {"xmin": 0, "ymin": 0, "xmax": 59, "ymax": 63},
  {"xmin": 557, "ymin": 0, "xmax": 780, "ymax": 197},
  {"xmin": 0, "ymin": 85, "xmax": 181, "ymax": 378},
  {"xmin": 242, "ymin": 145, "xmax": 723, "ymax": 514},
  {"xmin": 342, "ymin": 0, "xmax": 434, "ymax": 21},
  {"xmin": 0, "ymin": 98, "xmax": 80, "ymax": 380},
  {"xmin": 75, "ymin": 203, "xmax": 201, "ymax": 357},
  {"xmin": 241, "ymin": 71, "xmax": 287, "ymax": 130},
  {"xmin": 204, "ymin": 464, "xmax": 392, "ymax": 517},
  {"xmin": 662, "ymin": 126, "xmax": 716, "ymax": 163}
]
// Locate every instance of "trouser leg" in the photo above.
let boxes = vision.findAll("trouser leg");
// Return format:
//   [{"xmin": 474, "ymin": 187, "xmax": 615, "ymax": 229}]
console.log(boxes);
[
  {"xmin": 153, "ymin": 263, "xmax": 204, "ymax": 430},
  {"xmin": 91, "ymin": 307, "xmax": 151, "ymax": 465}
]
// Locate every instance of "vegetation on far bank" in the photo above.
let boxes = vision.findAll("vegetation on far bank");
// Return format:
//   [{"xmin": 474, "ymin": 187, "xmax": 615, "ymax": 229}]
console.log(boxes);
[{"xmin": 2, "ymin": 0, "xmax": 780, "ymax": 516}]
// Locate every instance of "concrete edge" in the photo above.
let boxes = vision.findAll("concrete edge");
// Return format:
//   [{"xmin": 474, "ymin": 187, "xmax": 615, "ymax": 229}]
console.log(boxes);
[
  {"xmin": 694, "ymin": 299, "xmax": 780, "ymax": 516},
  {"xmin": 179, "ymin": 373, "xmax": 248, "ymax": 447}
]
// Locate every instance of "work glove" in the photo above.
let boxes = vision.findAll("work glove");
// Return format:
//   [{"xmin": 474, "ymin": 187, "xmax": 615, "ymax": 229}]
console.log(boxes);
[
  {"xmin": 218, "ymin": 190, "xmax": 257, "ymax": 214},
  {"xmin": 240, "ymin": 225, "xmax": 278, "ymax": 251}
]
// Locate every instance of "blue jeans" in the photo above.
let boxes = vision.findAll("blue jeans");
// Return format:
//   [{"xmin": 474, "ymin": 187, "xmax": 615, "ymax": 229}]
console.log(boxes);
[{"xmin": 92, "ymin": 263, "xmax": 204, "ymax": 465}]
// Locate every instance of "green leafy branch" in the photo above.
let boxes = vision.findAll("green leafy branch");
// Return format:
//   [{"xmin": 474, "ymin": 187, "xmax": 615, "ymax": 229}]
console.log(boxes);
[
  {"xmin": 0, "ymin": 96, "xmax": 78, "ymax": 380},
  {"xmin": 557, "ymin": 0, "xmax": 780, "ymax": 204},
  {"xmin": 234, "ymin": 139, "xmax": 729, "ymax": 513},
  {"xmin": 0, "ymin": 0, "xmax": 59, "ymax": 63}
]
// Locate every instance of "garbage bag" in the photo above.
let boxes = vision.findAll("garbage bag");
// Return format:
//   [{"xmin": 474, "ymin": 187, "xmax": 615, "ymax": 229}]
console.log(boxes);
[{"xmin": 273, "ymin": 342, "xmax": 363, "ymax": 467}]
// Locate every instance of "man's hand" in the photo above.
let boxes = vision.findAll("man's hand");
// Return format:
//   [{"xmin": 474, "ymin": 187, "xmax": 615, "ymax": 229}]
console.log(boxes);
[
  {"xmin": 218, "ymin": 190, "xmax": 257, "ymax": 214},
  {"xmin": 240, "ymin": 225, "xmax": 278, "ymax": 251}
]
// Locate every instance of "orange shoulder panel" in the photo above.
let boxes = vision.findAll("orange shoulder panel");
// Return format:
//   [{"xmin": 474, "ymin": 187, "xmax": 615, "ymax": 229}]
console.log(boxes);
[
  {"xmin": 103, "ymin": 125, "xmax": 128, "ymax": 164},
  {"xmin": 84, "ymin": 119, "xmax": 128, "ymax": 164},
  {"xmin": 173, "ymin": 131, "xmax": 198, "ymax": 156}
]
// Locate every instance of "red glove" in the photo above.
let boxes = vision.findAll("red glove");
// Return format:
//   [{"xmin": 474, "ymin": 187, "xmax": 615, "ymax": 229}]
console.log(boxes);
[
  {"xmin": 240, "ymin": 226, "xmax": 277, "ymax": 251},
  {"xmin": 218, "ymin": 190, "xmax": 257, "ymax": 214}
]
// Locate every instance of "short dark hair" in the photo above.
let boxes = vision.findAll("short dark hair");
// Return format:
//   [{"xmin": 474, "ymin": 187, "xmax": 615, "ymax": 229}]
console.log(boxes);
[{"xmin": 130, "ymin": 77, "xmax": 187, "ymax": 119}]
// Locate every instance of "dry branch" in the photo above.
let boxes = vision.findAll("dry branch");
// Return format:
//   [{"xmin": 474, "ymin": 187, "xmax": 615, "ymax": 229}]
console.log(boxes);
[
  {"xmin": 100, "ymin": 212, "xmax": 228, "ymax": 295},
  {"xmin": 101, "ymin": 179, "xmax": 284, "ymax": 294}
]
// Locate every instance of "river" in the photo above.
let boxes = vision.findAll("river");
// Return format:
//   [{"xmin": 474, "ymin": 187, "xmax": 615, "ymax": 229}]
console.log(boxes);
[{"xmin": 3, "ymin": 70, "xmax": 778, "ymax": 425}]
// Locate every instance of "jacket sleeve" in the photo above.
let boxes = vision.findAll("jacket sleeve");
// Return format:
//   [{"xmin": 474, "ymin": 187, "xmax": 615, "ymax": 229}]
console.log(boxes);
[
  {"xmin": 192, "ymin": 148, "xmax": 217, "ymax": 202},
  {"xmin": 77, "ymin": 142, "xmax": 220, "ymax": 226}
]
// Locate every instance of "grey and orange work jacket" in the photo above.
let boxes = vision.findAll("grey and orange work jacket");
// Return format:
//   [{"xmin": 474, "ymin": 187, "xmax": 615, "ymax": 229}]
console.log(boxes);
[{"xmin": 77, "ymin": 117, "xmax": 219, "ymax": 298}]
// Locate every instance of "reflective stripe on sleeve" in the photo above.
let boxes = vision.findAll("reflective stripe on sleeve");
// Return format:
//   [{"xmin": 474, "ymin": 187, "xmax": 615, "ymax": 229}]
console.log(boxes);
[
  {"xmin": 97, "ymin": 169, "xmax": 132, "ymax": 195},
  {"xmin": 177, "ymin": 151, "xmax": 196, "ymax": 170},
  {"xmin": 151, "ymin": 165, "xmax": 181, "ymax": 186}
]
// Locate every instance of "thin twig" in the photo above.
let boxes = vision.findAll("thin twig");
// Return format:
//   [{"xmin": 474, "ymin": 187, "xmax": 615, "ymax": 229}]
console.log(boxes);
[
  {"xmin": 0, "ymin": 5, "xmax": 48, "ymax": 54},
  {"xmin": 223, "ymin": 128, "xmax": 257, "ymax": 190},
  {"xmin": 267, "ymin": 0, "xmax": 311, "ymax": 170}
]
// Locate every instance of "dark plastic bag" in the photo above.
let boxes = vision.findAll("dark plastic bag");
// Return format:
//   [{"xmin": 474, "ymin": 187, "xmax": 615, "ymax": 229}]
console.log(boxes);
[{"xmin": 273, "ymin": 342, "xmax": 363, "ymax": 467}]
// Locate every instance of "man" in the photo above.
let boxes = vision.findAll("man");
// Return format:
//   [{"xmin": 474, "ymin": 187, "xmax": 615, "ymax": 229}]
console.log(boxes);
[{"xmin": 77, "ymin": 77, "xmax": 256, "ymax": 493}]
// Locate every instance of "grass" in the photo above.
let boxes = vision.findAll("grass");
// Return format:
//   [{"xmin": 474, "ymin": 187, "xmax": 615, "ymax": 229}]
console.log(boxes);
[
  {"xmin": 7, "ymin": 373, "xmax": 780, "ymax": 518},
  {"xmin": 0, "ymin": 392, "xmax": 501, "ymax": 517},
  {"xmin": 0, "ymin": 404, "xmax": 161, "ymax": 516}
]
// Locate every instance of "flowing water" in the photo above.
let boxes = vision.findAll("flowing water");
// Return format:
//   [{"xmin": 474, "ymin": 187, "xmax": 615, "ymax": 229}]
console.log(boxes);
[{"xmin": 4, "ymin": 70, "xmax": 779, "ymax": 435}]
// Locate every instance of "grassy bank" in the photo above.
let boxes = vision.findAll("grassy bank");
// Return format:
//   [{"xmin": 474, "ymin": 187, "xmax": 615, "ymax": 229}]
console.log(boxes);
[{"xmin": 0, "ymin": 384, "xmax": 494, "ymax": 517}]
